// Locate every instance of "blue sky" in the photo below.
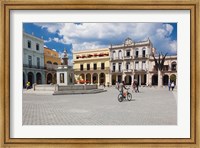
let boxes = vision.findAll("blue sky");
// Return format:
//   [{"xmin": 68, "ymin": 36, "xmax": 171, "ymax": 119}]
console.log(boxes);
[{"xmin": 23, "ymin": 23, "xmax": 177, "ymax": 64}]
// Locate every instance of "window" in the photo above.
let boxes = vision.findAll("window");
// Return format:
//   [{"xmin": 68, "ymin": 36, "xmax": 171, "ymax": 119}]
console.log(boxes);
[
  {"xmin": 28, "ymin": 55, "xmax": 32, "ymax": 67},
  {"xmin": 47, "ymin": 61, "xmax": 52, "ymax": 64},
  {"xmin": 135, "ymin": 51, "xmax": 139, "ymax": 57},
  {"xmin": 119, "ymin": 63, "xmax": 122, "ymax": 72},
  {"xmin": 87, "ymin": 64, "xmax": 90, "ymax": 70},
  {"xmin": 36, "ymin": 43, "xmax": 39, "ymax": 51},
  {"xmin": 112, "ymin": 63, "xmax": 116, "ymax": 72},
  {"xmin": 126, "ymin": 62, "xmax": 130, "ymax": 70},
  {"xmin": 60, "ymin": 73, "xmax": 64, "ymax": 83},
  {"xmin": 94, "ymin": 63, "xmax": 97, "ymax": 70},
  {"xmin": 142, "ymin": 61, "xmax": 146, "ymax": 70},
  {"xmin": 53, "ymin": 62, "xmax": 58, "ymax": 65},
  {"xmin": 126, "ymin": 50, "xmax": 130, "ymax": 57},
  {"xmin": 112, "ymin": 51, "xmax": 116, "ymax": 59},
  {"xmin": 80, "ymin": 64, "xmax": 83, "ymax": 71},
  {"xmin": 37, "ymin": 57, "xmax": 40, "ymax": 68},
  {"xmin": 171, "ymin": 62, "xmax": 177, "ymax": 71},
  {"xmin": 101, "ymin": 63, "xmax": 105, "ymax": 69},
  {"xmin": 143, "ymin": 50, "xmax": 146, "ymax": 57},
  {"xmin": 135, "ymin": 61, "xmax": 139, "ymax": 70},
  {"xmin": 118, "ymin": 50, "xmax": 122, "ymax": 59},
  {"xmin": 28, "ymin": 40, "xmax": 31, "ymax": 48}
]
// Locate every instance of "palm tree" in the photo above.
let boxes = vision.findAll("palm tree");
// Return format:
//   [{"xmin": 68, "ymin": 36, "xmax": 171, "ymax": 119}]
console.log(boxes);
[{"xmin": 152, "ymin": 52, "xmax": 168, "ymax": 87}]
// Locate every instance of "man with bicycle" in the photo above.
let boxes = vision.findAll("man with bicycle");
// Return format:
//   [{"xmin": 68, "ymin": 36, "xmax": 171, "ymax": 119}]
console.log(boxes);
[{"xmin": 119, "ymin": 81, "xmax": 128, "ymax": 98}]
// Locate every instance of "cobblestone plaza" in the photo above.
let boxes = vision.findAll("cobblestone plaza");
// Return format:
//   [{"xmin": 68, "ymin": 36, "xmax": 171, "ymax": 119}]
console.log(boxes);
[{"xmin": 23, "ymin": 87, "xmax": 177, "ymax": 125}]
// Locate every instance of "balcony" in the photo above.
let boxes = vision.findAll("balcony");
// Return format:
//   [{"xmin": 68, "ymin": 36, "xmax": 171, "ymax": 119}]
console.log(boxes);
[
  {"xmin": 124, "ymin": 69, "xmax": 133, "ymax": 72},
  {"xmin": 134, "ymin": 68, "xmax": 147, "ymax": 72},
  {"xmin": 111, "ymin": 69, "xmax": 123, "ymax": 73},
  {"xmin": 110, "ymin": 57, "xmax": 123, "ymax": 61},
  {"xmin": 74, "ymin": 67, "xmax": 110, "ymax": 72},
  {"xmin": 45, "ymin": 63, "xmax": 58, "ymax": 70},
  {"xmin": 124, "ymin": 56, "xmax": 132, "ymax": 60},
  {"xmin": 134, "ymin": 55, "xmax": 149, "ymax": 59},
  {"xmin": 23, "ymin": 64, "xmax": 45, "ymax": 69}
]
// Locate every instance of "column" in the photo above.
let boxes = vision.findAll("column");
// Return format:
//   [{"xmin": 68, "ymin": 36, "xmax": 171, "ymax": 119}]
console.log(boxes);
[
  {"xmin": 98, "ymin": 73, "xmax": 100, "ymax": 85},
  {"xmin": 131, "ymin": 74, "xmax": 134, "ymax": 84},
  {"xmin": 116, "ymin": 75, "xmax": 118, "ymax": 82},
  {"xmin": 91, "ymin": 73, "xmax": 93, "ymax": 84},
  {"xmin": 139, "ymin": 74, "xmax": 142, "ymax": 86},
  {"xmin": 85, "ymin": 73, "xmax": 86, "ymax": 84},
  {"xmin": 146, "ymin": 73, "xmax": 149, "ymax": 86}
]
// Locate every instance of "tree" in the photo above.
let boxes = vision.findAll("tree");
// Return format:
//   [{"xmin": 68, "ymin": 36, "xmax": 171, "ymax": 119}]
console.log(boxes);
[{"xmin": 152, "ymin": 52, "xmax": 168, "ymax": 87}]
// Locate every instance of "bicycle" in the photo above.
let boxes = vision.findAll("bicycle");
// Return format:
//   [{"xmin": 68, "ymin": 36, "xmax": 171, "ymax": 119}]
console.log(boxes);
[{"xmin": 118, "ymin": 88, "xmax": 132, "ymax": 102}]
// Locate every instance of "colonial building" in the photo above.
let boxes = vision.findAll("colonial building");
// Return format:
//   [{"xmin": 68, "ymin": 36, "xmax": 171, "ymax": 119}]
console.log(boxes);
[
  {"xmin": 109, "ymin": 37, "xmax": 154, "ymax": 85},
  {"xmin": 148, "ymin": 55, "xmax": 177, "ymax": 86},
  {"xmin": 23, "ymin": 32, "xmax": 46, "ymax": 87},
  {"xmin": 73, "ymin": 48, "xmax": 110, "ymax": 86},
  {"xmin": 44, "ymin": 47, "xmax": 61, "ymax": 84}
]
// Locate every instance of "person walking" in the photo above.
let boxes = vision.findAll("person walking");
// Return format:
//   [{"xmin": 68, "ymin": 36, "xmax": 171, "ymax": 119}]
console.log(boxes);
[
  {"xmin": 115, "ymin": 81, "xmax": 119, "ymax": 90},
  {"xmin": 171, "ymin": 81, "xmax": 175, "ymax": 91},
  {"xmin": 135, "ymin": 80, "xmax": 139, "ymax": 93},
  {"xmin": 168, "ymin": 81, "xmax": 171, "ymax": 91},
  {"xmin": 132, "ymin": 80, "xmax": 136, "ymax": 93},
  {"xmin": 26, "ymin": 81, "xmax": 30, "ymax": 90}
]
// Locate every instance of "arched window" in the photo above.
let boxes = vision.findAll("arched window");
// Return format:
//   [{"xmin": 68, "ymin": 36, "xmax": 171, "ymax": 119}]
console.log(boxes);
[
  {"xmin": 171, "ymin": 62, "xmax": 177, "ymax": 71},
  {"xmin": 47, "ymin": 61, "xmax": 52, "ymax": 64},
  {"xmin": 142, "ymin": 47, "xmax": 146, "ymax": 57},
  {"xmin": 112, "ymin": 51, "xmax": 116, "ymax": 59},
  {"xmin": 118, "ymin": 50, "xmax": 122, "ymax": 59},
  {"xmin": 126, "ymin": 62, "xmax": 130, "ymax": 70},
  {"xmin": 53, "ymin": 62, "xmax": 58, "ymax": 65},
  {"xmin": 135, "ymin": 48, "xmax": 139, "ymax": 58}
]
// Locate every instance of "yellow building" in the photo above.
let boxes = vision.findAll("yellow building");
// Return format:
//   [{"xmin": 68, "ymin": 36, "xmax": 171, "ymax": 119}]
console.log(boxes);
[
  {"xmin": 73, "ymin": 48, "xmax": 110, "ymax": 86},
  {"xmin": 44, "ymin": 47, "xmax": 62, "ymax": 84}
]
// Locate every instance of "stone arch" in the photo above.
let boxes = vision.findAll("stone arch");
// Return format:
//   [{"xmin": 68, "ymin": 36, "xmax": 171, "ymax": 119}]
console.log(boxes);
[
  {"xmin": 152, "ymin": 74, "xmax": 158, "ymax": 85},
  {"xmin": 36, "ymin": 72, "xmax": 42, "ymax": 84},
  {"xmin": 99, "ymin": 73, "xmax": 105, "ymax": 85},
  {"xmin": 47, "ymin": 73, "xmax": 53, "ymax": 84},
  {"xmin": 27, "ymin": 72, "xmax": 34, "ymax": 87},
  {"xmin": 125, "ymin": 75, "xmax": 132, "ymax": 85},
  {"xmin": 92, "ymin": 73, "xmax": 98, "ymax": 84},
  {"xmin": 163, "ymin": 75, "xmax": 169, "ymax": 86},
  {"xmin": 86, "ymin": 73, "xmax": 91, "ymax": 83},
  {"xmin": 170, "ymin": 74, "xmax": 176, "ymax": 85}
]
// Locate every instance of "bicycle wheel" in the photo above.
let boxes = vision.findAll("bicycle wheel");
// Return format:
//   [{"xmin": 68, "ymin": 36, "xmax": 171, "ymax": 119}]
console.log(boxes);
[
  {"xmin": 127, "ymin": 93, "xmax": 132, "ymax": 101},
  {"xmin": 118, "ymin": 94, "xmax": 123, "ymax": 102}
]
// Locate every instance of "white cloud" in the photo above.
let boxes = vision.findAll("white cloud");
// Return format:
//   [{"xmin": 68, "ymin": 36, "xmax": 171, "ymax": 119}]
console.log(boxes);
[
  {"xmin": 35, "ymin": 23, "xmax": 176, "ymax": 54},
  {"xmin": 44, "ymin": 37, "xmax": 52, "ymax": 43}
]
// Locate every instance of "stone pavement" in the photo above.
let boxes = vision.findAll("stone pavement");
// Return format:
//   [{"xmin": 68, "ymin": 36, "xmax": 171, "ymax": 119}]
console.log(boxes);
[{"xmin": 23, "ymin": 87, "xmax": 177, "ymax": 125}]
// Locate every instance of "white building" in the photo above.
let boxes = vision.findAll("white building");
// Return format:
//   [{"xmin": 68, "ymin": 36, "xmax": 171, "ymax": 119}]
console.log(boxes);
[
  {"xmin": 23, "ymin": 32, "xmax": 46, "ymax": 87},
  {"xmin": 109, "ymin": 37, "xmax": 177, "ymax": 86},
  {"xmin": 109, "ymin": 37, "xmax": 153, "ymax": 85}
]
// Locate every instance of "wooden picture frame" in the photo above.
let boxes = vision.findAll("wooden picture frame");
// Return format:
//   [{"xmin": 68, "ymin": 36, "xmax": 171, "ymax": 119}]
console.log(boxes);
[{"xmin": 0, "ymin": 0, "xmax": 199, "ymax": 147}]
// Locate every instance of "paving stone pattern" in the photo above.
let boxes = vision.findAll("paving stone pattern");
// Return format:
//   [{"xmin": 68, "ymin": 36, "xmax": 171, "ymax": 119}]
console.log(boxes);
[{"xmin": 23, "ymin": 87, "xmax": 177, "ymax": 125}]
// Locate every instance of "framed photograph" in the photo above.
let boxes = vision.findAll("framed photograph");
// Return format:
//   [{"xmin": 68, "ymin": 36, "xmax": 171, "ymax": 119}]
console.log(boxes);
[{"xmin": 1, "ymin": 0, "xmax": 199, "ymax": 147}]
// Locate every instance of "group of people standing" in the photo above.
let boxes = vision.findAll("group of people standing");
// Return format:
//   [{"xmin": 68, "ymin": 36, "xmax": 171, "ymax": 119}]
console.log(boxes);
[{"xmin": 168, "ymin": 81, "xmax": 175, "ymax": 91}]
